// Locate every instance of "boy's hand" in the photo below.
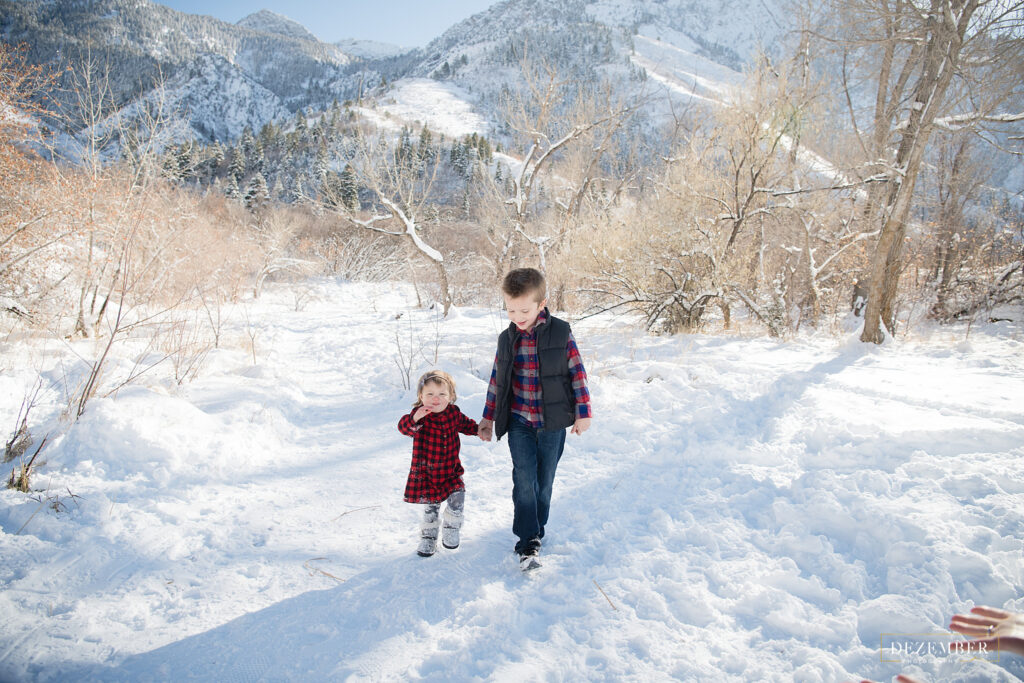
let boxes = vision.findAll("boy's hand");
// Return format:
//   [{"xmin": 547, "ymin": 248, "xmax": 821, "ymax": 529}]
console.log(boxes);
[
  {"xmin": 413, "ymin": 406, "xmax": 431, "ymax": 422},
  {"xmin": 570, "ymin": 417, "xmax": 591, "ymax": 436},
  {"xmin": 478, "ymin": 418, "xmax": 493, "ymax": 441}
]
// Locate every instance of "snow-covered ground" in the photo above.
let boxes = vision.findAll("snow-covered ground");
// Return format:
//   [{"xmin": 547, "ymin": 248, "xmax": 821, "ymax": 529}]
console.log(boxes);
[
  {"xmin": 1, "ymin": 279, "xmax": 1022, "ymax": 682},
  {"xmin": 372, "ymin": 78, "xmax": 489, "ymax": 138},
  {"xmin": 631, "ymin": 30, "xmax": 742, "ymax": 106}
]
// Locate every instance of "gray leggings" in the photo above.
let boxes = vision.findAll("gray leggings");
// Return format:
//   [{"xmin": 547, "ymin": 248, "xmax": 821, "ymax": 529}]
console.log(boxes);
[{"xmin": 421, "ymin": 490, "xmax": 465, "ymax": 538}]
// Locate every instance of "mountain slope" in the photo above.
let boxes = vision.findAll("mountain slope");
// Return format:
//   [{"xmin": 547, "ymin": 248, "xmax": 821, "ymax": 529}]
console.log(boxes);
[
  {"xmin": 0, "ymin": 0, "xmax": 363, "ymax": 141},
  {"xmin": 1, "ymin": 0, "xmax": 793, "ymax": 152},
  {"xmin": 236, "ymin": 9, "xmax": 321, "ymax": 43}
]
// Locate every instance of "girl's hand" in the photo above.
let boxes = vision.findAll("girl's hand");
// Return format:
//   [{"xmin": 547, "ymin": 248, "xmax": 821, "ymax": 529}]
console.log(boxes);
[
  {"xmin": 570, "ymin": 417, "xmax": 591, "ymax": 435},
  {"xmin": 478, "ymin": 418, "xmax": 493, "ymax": 441},
  {"xmin": 413, "ymin": 406, "xmax": 431, "ymax": 422}
]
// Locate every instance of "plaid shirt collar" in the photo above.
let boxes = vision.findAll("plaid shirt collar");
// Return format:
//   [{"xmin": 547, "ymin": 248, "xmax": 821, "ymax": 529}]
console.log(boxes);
[{"xmin": 513, "ymin": 308, "xmax": 549, "ymax": 338}]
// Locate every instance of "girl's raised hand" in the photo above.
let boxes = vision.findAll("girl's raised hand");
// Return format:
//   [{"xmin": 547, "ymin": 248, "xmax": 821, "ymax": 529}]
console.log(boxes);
[{"xmin": 413, "ymin": 405, "xmax": 431, "ymax": 422}]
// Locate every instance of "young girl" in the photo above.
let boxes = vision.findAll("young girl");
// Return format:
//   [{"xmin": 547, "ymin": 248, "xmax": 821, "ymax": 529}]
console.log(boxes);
[{"xmin": 398, "ymin": 370, "xmax": 479, "ymax": 557}]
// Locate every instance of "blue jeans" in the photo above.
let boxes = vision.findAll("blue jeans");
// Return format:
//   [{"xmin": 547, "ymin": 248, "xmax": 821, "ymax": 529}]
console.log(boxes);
[{"xmin": 508, "ymin": 419, "xmax": 566, "ymax": 554}]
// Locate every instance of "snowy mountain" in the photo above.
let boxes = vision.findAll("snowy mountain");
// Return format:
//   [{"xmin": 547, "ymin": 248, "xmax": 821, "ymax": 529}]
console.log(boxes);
[
  {"xmin": 336, "ymin": 38, "xmax": 410, "ymax": 60},
  {"xmin": 157, "ymin": 54, "xmax": 294, "ymax": 142},
  {"xmin": 1, "ymin": 0, "xmax": 789, "ymax": 147},
  {"xmin": 236, "ymin": 9, "xmax": 321, "ymax": 43},
  {"xmin": 419, "ymin": 0, "xmax": 784, "ymax": 76},
  {"xmin": 0, "ymin": 0, "xmax": 364, "ymax": 142},
  {"xmin": 382, "ymin": 0, "xmax": 788, "ymax": 149}
]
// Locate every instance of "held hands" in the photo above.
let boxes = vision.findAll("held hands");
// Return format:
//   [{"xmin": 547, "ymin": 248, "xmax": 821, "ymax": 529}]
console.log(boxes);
[
  {"xmin": 478, "ymin": 418, "xmax": 493, "ymax": 442},
  {"xmin": 476, "ymin": 417, "xmax": 589, "ymax": 439},
  {"xmin": 571, "ymin": 417, "xmax": 591, "ymax": 436}
]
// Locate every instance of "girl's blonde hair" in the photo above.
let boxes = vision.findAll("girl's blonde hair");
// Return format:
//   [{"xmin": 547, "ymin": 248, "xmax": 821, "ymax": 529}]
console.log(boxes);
[{"xmin": 413, "ymin": 370, "xmax": 457, "ymax": 407}]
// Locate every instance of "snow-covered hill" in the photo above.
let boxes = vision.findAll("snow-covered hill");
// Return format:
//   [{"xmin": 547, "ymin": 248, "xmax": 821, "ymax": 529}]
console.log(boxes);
[
  {"xmin": 158, "ymin": 54, "xmax": 294, "ymax": 142},
  {"xmin": 374, "ymin": 78, "xmax": 490, "ymax": 138},
  {"xmin": 1, "ymin": 0, "xmax": 788, "ymax": 149},
  {"xmin": 336, "ymin": 38, "xmax": 409, "ymax": 60},
  {"xmin": 236, "ymin": 9, "xmax": 321, "ymax": 43},
  {"xmin": 1, "ymin": 279, "xmax": 1022, "ymax": 681},
  {"xmin": 1, "ymin": 0, "xmax": 360, "ymax": 143}
]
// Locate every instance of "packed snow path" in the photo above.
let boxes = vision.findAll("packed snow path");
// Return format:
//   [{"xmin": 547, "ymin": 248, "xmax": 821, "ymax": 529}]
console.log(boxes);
[{"xmin": 1, "ymin": 280, "xmax": 1022, "ymax": 681}]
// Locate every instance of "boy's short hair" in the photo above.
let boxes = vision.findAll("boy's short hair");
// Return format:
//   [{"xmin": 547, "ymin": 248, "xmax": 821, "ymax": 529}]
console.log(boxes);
[
  {"xmin": 414, "ymin": 369, "xmax": 457, "ymax": 406},
  {"xmin": 502, "ymin": 268, "xmax": 546, "ymax": 302}
]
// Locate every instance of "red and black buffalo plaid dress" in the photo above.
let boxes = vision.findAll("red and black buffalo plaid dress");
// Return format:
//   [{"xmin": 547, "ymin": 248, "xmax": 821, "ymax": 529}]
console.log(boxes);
[{"xmin": 398, "ymin": 404, "xmax": 479, "ymax": 504}]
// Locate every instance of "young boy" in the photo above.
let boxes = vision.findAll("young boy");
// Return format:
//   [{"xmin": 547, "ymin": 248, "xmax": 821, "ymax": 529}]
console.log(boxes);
[{"xmin": 478, "ymin": 268, "xmax": 592, "ymax": 571}]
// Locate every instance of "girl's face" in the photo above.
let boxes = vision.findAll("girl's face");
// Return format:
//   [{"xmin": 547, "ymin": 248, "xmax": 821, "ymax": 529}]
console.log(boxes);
[{"xmin": 419, "ymin": 380, "xmax": 451, "ymax": 413}]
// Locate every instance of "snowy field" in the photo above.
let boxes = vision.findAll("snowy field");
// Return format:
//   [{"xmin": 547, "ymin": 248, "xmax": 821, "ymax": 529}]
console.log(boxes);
[
  {"xmin": 374, "ymin": 79, "xmax": 489, "ymax": 138},
  {"xmin": 1, "ymin": 279, "xmax": 1022, "ymax": 682}
]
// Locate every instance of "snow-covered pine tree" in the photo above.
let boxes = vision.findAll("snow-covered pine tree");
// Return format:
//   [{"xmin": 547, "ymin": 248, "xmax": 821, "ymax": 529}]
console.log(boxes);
[
  {"xmin": 244, "ymin": 172, "xmax": 269, "ymax": 210},
  {"xmin": 338, "ymin": 165, "xmax": 358, "ymax": 210},
  {"xmin": 228, "ymin": 148, "xmax": 246, "ymax": 183}
]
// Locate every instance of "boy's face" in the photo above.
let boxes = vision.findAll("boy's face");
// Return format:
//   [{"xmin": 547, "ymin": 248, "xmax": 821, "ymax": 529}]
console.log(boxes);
[
  {"xmin": 504, "ymin": 292, "xmax": 547, "ymax": 332},
  {"xmin": 420, "ymin": 381, "xmax": 451, "ymax": 413}
]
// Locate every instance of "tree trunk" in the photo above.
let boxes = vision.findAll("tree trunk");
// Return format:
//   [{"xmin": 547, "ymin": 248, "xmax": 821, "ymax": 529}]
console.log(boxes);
[{"xmin": 861, "ymin": 0, "xmax": 976, "ymax": 343}]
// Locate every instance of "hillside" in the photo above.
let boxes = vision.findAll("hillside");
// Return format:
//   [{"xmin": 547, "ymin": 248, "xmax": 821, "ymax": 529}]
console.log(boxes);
[{"xmin": 0, "ymin": 0, "xmax": 785, "ymax": 144}]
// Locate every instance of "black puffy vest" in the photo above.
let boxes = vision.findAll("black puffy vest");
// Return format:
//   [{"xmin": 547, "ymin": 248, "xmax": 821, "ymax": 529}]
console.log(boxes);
[{"xmin": 493, "ymin": 311, "xmax": 575, "ymax": 439}]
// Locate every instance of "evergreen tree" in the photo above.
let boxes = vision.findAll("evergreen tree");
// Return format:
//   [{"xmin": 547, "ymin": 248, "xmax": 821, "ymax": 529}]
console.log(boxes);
[
  {"xmin": 161, "ymin": 147, "xmax": 183, "ymax": 182},
  {"xmin": 315, "ymin": 146, "xmax": 329, "ymax": 180},
  {"xmin": 294, "ymin": 110, "xmax": 308, "ymax": 140},
  {"xmin": 450, "ymin": 141, "xmax": 467, "ymax": 177},
  {"xmin": 258, "ymin": 122, "xmax": 277, "ymax": 150},
  {"xmin": 251, "ymin": 139, "xmax": 266, "ymax": 174},
  {"xmin": 417, "ymin": 126, "xmax": 434, "ymax": 166},
  {"xmin": 338, "ymin": 165, "xmax": 358, "ymax": 210},
  {"xmin": 461, "ymin": 185, "xmax": 472, "ymax": 219},
  {"xmin": 225, "ymin": 174, "xmax": 241, "ymax": 201},
  {"xmin": 228, "ymin": 147, "xmax": 246, "ymax": 182},
  {"xmin": 291, "ymin": 177, "xmax": 306, "ymax": 204},
  {"xmin": 396, "ymin": 126, "xmax": 414, "ymax": 170},
  {"xmin": 477, "ymin": 136, "xmax": 492, "ymax": 164},
  {"xmin": 240, "ymin": 126, "xmax": 256, "ymax": 159},
  {"xmin": 244, "ymin": 172, "xmax": 270, "ymax": 210},
  {"xmin": 209, "ymin": 141, "xmax": 225, "ymax": 181}
]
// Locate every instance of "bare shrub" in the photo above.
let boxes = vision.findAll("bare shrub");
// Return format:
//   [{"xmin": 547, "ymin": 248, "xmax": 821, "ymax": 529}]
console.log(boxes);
[
  {"xmin": 294, "ymin": 209, "xmax": 404, "ymax": 282},
  {"xmin": 249, "ymin": 207, "xmax": 318, "ymax": 298}
]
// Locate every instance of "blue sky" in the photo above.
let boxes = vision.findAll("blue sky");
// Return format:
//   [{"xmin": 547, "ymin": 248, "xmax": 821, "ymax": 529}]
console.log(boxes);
[{"xmin": 155, "ymin": 0, "xmax": 499, "ymax": 47}]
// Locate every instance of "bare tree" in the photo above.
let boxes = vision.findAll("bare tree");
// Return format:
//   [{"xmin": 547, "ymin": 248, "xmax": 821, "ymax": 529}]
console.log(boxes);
[
  {"xmin": 326, "ymin": 126, "xmax": 455, "ymax": 315},
  {"xmin": 491, "ymin": 55, "xmax": 638, "ymax": 273},
  {"xmin": 0, "ymin": 44, "xmax": 70, "ymax": 298},
  {"xmin": 813, "ymin": 0, "xmax": 1024, "ymax": 342}
]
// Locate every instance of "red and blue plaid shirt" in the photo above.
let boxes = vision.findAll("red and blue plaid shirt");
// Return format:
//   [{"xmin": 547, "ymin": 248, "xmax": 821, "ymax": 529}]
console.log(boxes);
[{"xmin": 482, "ymin": 310, "xmax": 592, "ymax": 428}]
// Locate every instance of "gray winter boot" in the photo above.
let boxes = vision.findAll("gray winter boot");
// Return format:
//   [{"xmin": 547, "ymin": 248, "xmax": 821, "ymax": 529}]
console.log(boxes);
[
  {"xmin": 418, "ymin": 504, "xmax": 440, "ymax": 557},
  {"xmin": 441, "ymin": 491, "xmax": 465, "ymax": 549}
]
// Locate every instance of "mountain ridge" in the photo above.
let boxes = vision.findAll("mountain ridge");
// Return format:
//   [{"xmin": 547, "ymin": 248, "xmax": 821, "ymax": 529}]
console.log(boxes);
[{"xmin": 2, "ymin": 0, "xmax": 786, "ymax": 146}]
